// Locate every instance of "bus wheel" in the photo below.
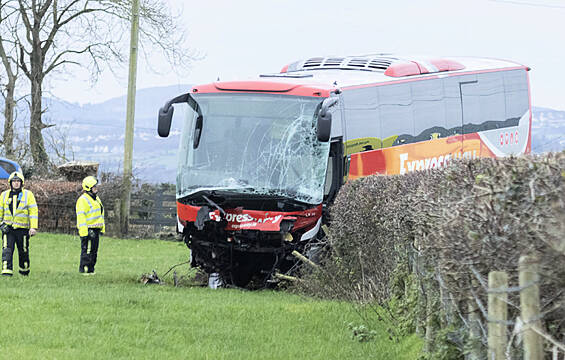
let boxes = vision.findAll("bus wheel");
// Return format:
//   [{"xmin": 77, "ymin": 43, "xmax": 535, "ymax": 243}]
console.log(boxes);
[{"xmin": 230, "ymin": 267, "xmax": 254, "ymax": 288}]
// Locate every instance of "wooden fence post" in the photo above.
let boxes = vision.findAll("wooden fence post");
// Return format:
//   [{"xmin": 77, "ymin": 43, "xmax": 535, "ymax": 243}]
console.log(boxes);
[
  {"xmin": 415, "ymin": 276, "xmax": 424, "ymax": 337},
  {"xmin": 412, "ymin": 237, "xmax": 425, "ymax": 337},
  {"xmin": 114, "ymin": 199, "xmax": 121, "ymax": 235},
  {"xmin": 423, "ymin": 280, "xmax": 438, "ymax": 354},
  {"xmin": 468, "ymin": 296, "xmax": 482, "ymax": 360},
  {"xmin": 488, "ymin": 271, "xmax": 508, "ymax": 360},
  {"xmin": 153, "ymin": 190, "xmax": 164, "ymax": 234},
  {"xmin": 519, "ymin": 255, "xmax": 543, "ymax": 360}
]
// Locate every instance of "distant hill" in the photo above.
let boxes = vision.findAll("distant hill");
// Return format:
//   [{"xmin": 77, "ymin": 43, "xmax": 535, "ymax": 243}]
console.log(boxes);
[
  {"xmin": 1, "ymin": 88, "xmax": 564, "ymax": 183},
  {"xmin": 531, "ymin": 106, "xmax": 565, "ymax": 153},
  {"xmin": 41, "ymin": 84, "xmax": 192, "ymax": 183}
]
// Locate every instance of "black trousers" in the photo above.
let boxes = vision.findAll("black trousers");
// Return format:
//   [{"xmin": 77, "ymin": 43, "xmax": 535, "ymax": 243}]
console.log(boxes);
[
  {"xmin": 2, "ymin": 228, "xmax": 30, "ymax": 276},
  {"xmin": 79, "ymin": 228, "xmax": 100, "ymax": 273}
]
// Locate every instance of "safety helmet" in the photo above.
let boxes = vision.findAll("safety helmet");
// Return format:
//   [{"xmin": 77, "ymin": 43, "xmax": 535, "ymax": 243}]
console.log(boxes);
[
  {"xmin": 82, "ymin": 176, "xmax": 98, "ymax": 192},
  {"xmin": 8, "ymin": 171, "xmax": 24, "ymax": 186}
]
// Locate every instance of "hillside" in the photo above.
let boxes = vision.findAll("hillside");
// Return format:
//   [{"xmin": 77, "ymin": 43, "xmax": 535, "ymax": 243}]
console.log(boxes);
[
  {"xmin": 531, "ymin": 106, "xmax": 565, "ymax": 153},
  {"xmin": 42, "ymin": 84, "xmax": 191, "ymax": 183}
]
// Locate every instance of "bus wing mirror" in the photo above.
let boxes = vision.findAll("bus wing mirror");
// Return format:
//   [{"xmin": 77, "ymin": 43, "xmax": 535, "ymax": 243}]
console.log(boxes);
[
  {"xmin": 158, "ymin": 106, "xmax": 173, "ymax": 137},
  {"xmin": 317, "ymin": 97, "xmax": 338, "ymax": 142},
  {"xmin": 157, "ymin": 93, "xmax": 191, "ymax": 138},
  {"xmin": 317, "ymin": 112, "xmax": 331, "ymax": 142}
]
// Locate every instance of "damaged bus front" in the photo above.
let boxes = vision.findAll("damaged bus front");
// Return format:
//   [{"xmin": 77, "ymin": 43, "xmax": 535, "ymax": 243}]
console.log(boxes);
[{"xmin": 158, "ymin": 83, "xmax": 340, "ymax": 287}]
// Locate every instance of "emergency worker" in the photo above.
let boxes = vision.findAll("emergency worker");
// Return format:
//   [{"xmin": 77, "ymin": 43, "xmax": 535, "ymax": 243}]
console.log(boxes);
[
  {"xmin": 0, "ymin": 171, "xmax": 38, "ymax": 276},
  {"xmin": 75, "ymin": 176, "xmax": 105, "ymax": 274}
]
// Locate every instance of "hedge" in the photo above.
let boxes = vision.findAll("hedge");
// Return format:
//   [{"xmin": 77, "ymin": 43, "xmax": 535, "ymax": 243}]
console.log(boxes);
[
  {"xmin": 0, "ymin": 179, "xmax": 123, "ymax": 235},
  {"xmin": 300, "ymin": 153, "xmax": 565, "ymax": 358}
]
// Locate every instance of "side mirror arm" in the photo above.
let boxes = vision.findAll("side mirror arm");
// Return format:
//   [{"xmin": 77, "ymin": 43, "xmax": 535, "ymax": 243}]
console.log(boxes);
[{"xmin": 158, "ymin": 93, "xmax": 201, "ymax": 137}]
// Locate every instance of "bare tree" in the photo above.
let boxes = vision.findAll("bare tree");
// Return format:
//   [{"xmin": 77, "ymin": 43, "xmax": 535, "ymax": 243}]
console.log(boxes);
[
  {"xmin": 13, "ymin": 0, "xmax": 192, "ymax": 173},
  {"xmin": 0, "ymin": 0, "xmax": 21, "ymax": 158},
  {"xmin": 44, "ymin": 115, "xmax": 74, "ymax": 162}
]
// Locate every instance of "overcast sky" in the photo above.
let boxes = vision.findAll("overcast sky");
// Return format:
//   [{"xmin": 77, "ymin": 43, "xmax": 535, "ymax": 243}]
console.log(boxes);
[{"xmin": 49, "ymin": 0, "xmax": 565, "ymax": 110}]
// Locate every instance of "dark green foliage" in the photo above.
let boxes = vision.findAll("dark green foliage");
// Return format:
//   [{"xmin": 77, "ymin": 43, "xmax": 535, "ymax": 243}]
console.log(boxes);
[
  {"xmin": 347, "ymin": 322, "xmax": 378, "ymax": 342},
  {"xmin": 299, "ymin": 153, "xmax": 565, "ymax": 358}
]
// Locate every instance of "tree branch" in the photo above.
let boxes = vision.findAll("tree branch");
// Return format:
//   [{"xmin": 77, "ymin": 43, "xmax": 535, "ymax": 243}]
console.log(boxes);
[
  {"xmin": 38, "ymin": 0, "xmax": 53, "ymax": 19},
  {"xmin": 17, "ymin": 0, "xmax": 33, "ymax": 44},
  {"xmin": 43, "ymin": 43, "xmax": 106, "ymax": 75},
  {"xmin": 0, "ymin": 36, "xmax": 15, "ymax": 80},
  {"xmin": 18, "ymin": 43, "xmax": 30, "ymax": 78},
  {"xmin": 42, "ymin": 1, "xmax": 103, "ymax": 56}
]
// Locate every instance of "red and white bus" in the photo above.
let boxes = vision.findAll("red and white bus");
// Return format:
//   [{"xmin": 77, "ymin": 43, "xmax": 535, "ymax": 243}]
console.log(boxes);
[{"xmin": 157, "ymin": 54, "xmax": 531, "ymax": 287}]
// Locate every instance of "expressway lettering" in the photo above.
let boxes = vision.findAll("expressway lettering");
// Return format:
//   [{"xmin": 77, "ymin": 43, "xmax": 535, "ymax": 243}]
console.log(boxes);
[
  {"xmin": 209, "ymin": 212, "xmax": 283, "ymax": 225},
  {"xmin": 399, "ymin": 150, "xmax": 478, "ymax": 175}
]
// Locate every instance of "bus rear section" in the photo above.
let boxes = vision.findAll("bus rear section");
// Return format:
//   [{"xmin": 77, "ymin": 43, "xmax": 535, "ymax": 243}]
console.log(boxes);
[{"xmin": 338, "ymin": 66, "xmax": 531, "ymax": 178}]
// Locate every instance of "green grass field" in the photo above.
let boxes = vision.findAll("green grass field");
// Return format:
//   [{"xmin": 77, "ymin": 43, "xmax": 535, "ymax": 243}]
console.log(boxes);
[{"xmin": 0, "ymin": 233, "xmax": 422, "ymax": 359}]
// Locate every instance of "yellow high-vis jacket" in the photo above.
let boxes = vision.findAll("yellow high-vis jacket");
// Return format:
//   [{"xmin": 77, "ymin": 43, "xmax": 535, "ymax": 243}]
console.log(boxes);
[
  {"xmin": 76, "ymin": 193, "xmax": 105, "ymax": 237},
  {"xmin": 0, "ymin": 189, "xmax": 38, "ymax": 229}
]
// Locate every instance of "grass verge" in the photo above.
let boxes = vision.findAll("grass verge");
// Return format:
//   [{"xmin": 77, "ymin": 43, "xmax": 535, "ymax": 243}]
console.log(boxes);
[{"xmin": 0, "ymin": 232, "xmax": 422, "ymax": 359}]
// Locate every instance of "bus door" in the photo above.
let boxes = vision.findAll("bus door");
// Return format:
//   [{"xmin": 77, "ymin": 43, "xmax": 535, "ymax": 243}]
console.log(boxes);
[
  {"xmin": 324, "ymin": 140, "xmax": 344, "ymax": 204},
  {"xmin": 323, "ymin": 94, "xmax": 345, "ymax": 205}
]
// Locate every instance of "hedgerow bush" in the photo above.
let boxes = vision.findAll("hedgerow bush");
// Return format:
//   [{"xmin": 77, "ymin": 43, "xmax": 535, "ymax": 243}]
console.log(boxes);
[
  {"xmin": 299, "ymin": 153, "xmax": 565, "ymax": 358},
  {"xmin": 0, "ymin": 179, "xmax": 123, "ymax": 234},
  {"xmin": 0, "ymin": 175, "xmax": 170, "ymax": 237}
]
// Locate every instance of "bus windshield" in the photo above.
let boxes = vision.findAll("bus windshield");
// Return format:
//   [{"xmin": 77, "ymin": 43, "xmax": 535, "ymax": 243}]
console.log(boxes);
[{"xmin": 177, "ymin": 93, "xmax": 330, "ymax": 205}]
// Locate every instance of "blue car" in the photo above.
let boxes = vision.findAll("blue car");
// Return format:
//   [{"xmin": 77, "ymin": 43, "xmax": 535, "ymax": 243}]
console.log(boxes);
[{"xmin": 0, "ymin": 158, "xmax": 22, "ymax": 179}]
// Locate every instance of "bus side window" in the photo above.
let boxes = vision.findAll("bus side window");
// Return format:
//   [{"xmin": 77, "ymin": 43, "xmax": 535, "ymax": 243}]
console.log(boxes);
[
  {"xmin": 503, "ymin": 70, "xmax": 529, "ymax": 122},
  {"xmin": 412, "ymin": 79, "xmax": 446, "ymax": 141},
  {"xmin": 342, "ymin": 87, "xmax": 381, "ymax": 152},
  {"xmin": 379, "ymin": 83, "xmax": 413, "ymax": 147},
  {"xmin": 476, "ymin": 72, "xmax": 506, "ymax": 130},
  {"xmin": 457, "ymin": 72, "xmax": 509, "ymax": 133}
]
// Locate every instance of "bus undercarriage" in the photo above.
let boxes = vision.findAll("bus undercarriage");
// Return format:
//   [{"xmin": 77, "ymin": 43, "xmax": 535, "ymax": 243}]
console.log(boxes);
[{"xmin": 179, "ymin": 192, "xmax": 327, "ymax": 288}]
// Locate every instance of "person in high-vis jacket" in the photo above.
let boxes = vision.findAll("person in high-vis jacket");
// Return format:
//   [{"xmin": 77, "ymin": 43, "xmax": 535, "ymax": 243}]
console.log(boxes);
[
  {"xmin": 0, "ymin": 172, "xmax": 38, "ymax": 276},
  {"xmin": 76, "ymin": 176, "xmax": 104, "ymax": 274}
]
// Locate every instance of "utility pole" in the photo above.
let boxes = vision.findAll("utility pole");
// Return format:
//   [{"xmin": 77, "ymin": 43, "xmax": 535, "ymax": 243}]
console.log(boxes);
[{"xmin": 120, "ymin": 0, "xmax": 140, "ymax": 235}]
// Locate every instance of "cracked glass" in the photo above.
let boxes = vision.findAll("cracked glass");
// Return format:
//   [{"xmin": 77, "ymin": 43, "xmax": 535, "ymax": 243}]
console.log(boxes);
[{"xmin": 177, "ymin": 93, "xmax": 330, "ymax": 205}]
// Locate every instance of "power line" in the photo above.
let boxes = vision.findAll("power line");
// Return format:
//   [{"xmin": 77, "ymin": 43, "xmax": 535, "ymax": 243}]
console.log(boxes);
[{"xmin": 489, "ymin": 0, "xmax": 565, "ymax": 9}]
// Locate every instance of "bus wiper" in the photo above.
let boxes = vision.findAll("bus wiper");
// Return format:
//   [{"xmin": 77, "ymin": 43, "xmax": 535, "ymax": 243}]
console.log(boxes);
[
  {"xmin": 218, "ymin": 187, "xmax": 256, "ymax": 194},
  {"xmin": 202, "ymin": 195, "xmax": 226, "ymax": 217},
  {"xmin": 195, "ymin": 194, "xmax": 226, "ymax": 230}
]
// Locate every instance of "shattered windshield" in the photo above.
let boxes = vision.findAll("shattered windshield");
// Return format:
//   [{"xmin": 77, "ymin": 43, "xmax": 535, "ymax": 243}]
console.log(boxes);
[{"xmin": 177, "ymin": 93, "xmax": 330, "ymax": 205}]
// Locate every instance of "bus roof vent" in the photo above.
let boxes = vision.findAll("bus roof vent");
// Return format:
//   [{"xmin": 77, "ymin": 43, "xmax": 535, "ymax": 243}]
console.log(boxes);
[
  {"xmin": 368, "ymin": 58, "xmax": 394, "ymax": 70},
  {"xmin": 283, "ymin": 55, "xmax": 397, "ymax": 73},
  {"xmin": 280, "ymin": 55, "xmax": 465, "ymax": 76},
  {"xmin": 302, "ymin": 57, "xmax": 325, "ymax": 68},
  {"xmin": 324, "ymin": 57, "xmax": 346, "ymax": 66}
]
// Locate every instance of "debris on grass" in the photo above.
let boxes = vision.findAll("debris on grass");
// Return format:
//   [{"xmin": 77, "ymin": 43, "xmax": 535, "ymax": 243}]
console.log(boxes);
[{"xmin": 141, "ymin": 270, "xmax": 162, "ymax": 285}]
